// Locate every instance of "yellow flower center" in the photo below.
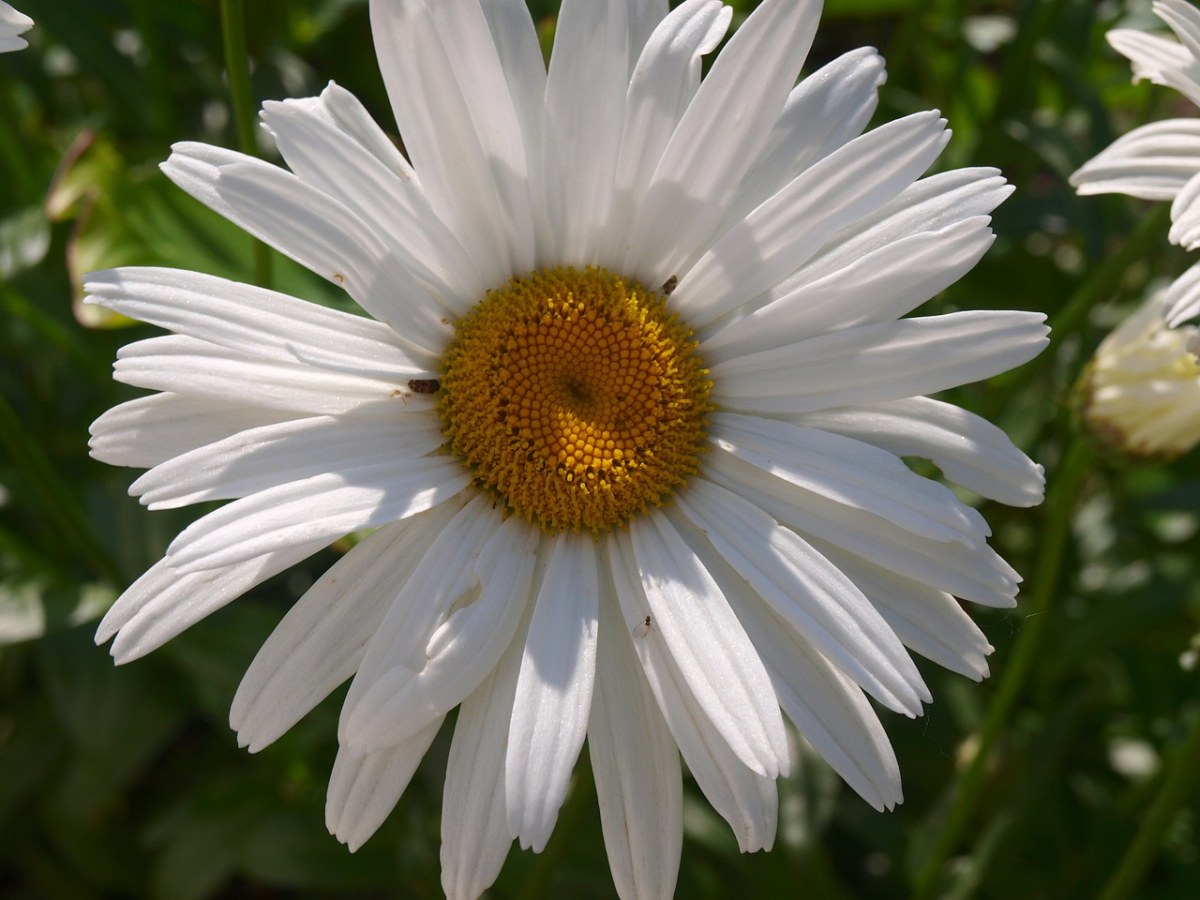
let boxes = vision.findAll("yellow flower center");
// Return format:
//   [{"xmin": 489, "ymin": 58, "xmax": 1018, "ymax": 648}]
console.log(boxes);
[{"xmin": 438, "ymin": 267, "xmax": 712, "ymax": 533}]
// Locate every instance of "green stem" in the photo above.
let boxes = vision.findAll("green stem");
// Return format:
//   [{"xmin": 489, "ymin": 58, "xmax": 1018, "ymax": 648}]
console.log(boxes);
[
  {"xmin": 1098, "ymin": 711, "xmax": 1200, "ymax": 900},
  {"xmin": 219, "ymin": 0, "xmax": 272, "ymax": 289},
  {"xmin": 0, "ymin": 389, "xmax": 123, "ymax": 586},
  {"xmin": 911, "ymin": 436, "xmax": 1093, "ymax": 899}
]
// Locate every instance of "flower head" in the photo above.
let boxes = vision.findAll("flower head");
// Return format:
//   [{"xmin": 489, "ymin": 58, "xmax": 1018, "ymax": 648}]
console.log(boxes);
[
  {"xmin": 1082, "ymin": 288, "xmax": 1200, "ymax": 457},
  {"xmin": 90, "ymin": 0, "xmax": 1047, "ymax": 896},
  {"xmin": 1070, "ymin": 0, "xmax": 1200, "ymax": 293},
  {"xmin": 0, "ymin": 1, "xmax": 32, "ymax": 53}
]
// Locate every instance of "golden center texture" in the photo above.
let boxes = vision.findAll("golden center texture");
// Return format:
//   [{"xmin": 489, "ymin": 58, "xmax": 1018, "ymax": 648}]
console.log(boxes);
[{"xmin": 438, "ymin": 266, "xmax": 713, "ymax": 533}]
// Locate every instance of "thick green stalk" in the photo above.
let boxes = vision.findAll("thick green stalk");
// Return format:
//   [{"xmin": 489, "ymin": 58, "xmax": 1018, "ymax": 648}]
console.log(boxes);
[
  {"xmin": 219, "ymin": 0, "xmax": 272, "ymax": 288},
  {"xmin": 1098, "ymin": 711, "xmax": 1200, "ymax": 900},
  {"xmin": 911, "ymin": 436, "xmax": 1093, "ymax": 899}
]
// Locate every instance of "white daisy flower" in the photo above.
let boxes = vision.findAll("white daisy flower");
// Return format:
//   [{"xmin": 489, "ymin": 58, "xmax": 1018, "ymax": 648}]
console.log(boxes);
[
  {"xmin": 1082, "ymin": 288, "xmax": 1200, "ymax": 457},
  {"xmin": 1070, "ymin": 0, "xmax": 1200, "ymax": 326},
  {"xmin": 0, "ymin": 1, "xmax": 32, "ymax": 53},
  {"xmin": 90, "ymin": 0, "xmax": 1048, "ymax": 896}
]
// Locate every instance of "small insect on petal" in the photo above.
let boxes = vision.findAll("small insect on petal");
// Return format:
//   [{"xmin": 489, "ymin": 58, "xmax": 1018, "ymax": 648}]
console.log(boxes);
[
  {"xmin": 632, "ymin": 614, "xmax": 654, "ymax": 638},
  {"xmin": 661, "ymin": 275, "xmax": 678, "ymax": 296},
  {"xmin": 408, "ymin": 379, "xmax": 441, "ymax": 394}
]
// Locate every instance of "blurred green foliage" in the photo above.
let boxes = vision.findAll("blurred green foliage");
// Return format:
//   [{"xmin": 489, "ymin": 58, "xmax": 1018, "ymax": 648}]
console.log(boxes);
[{"xmin": 2, "ymin": 0, "xmax": 1200, "ymax": 898}]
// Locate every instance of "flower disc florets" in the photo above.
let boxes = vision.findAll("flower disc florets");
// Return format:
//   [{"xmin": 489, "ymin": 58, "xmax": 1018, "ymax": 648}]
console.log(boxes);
[{"xmin": 438, "ymin": 267, "xmax": 712, "ymax": 533}]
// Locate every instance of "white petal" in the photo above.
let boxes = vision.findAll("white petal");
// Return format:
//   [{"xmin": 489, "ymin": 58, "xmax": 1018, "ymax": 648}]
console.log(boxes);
[
  {"xmin": 1071, "ymin": 119, "xmax": 1200, "ymax": 200},
  {"xmin": 701, "ymin": 218, "xmax": 996, "ymax": 356},
  {"xmin": 589, "ymin": 588, "xmax": 682, "ymax": 900},
  {"xmin": 113, "ymin": 335, "xmax": 422, "ymax": 416},
  {"xmin": 1164, "ymin": 260, "xmax": 1200, "ymax": 326},
  {"xmin": 479, "ymin": 0, "xmax": 548, "ymax": 258},
  {"xmin": 541, "ymin": 0, "xmax": 630, "ymax": 264},
  {"xmin": 607, "ymin": 535, "xmax": 778, "ymax": 852},
  {"xmin": 89, "ymin": 393, "xmax": 297, "ymax": 469},
  {"xmin": 425, "ymin": 0, "xmax": 537, "ymax": 273},
  {"xmin": 336, "ymin": 495, "xmax": 507, "ymax": 749},
  {"xmin": 1170, "ymin": 168, "xmax": 1200, "ymax": 248},
  {"xmin": 129, "ymin": 413, "xmax": 442, "ymax": 510},
  {"xmin": 627, "ymin": 0, "xmax": 670, "ymax": 64},
  {"xmin": 728, "ymin": 48, "xmax": 886, "ymax": 224},
  {"xmin": 720, "ymin": 583, "xmax": 903, "ymax": 811},
  {"xmin": 506, "ymin": 534, "xmax": 600, "ymax": 852},
  {"xmin": 622, "ymin": 0, "xmax": 822, "ymax": 284},
  {"xmin": 85, "ymin": 267, "xmax": 426, "ymax": 379},
  {"xmin": 230, "ymin": 506, "xmax": 459, "ymax": 752},
  {"xmin": 629, "ymin": 511, "xmax": 789, "ymax": 778},
  {"xmin": 163, "ymin": 459, "xmax": 470, "ymax": 572},
  {"xmin": 96, "ymin": 540, "xmax": 327, "ymax": 664},
  {"xmin": 710, "ymin": 412, "xmax": 990, "ymax": 547},
  {"xmin": 326, "ymin": 720, "xmax": 443, "ymax": 852},
  {"xmin": 440, "ymin": 614, "xmax": 528, "ymax": 900},
  {"xmin": 260, "ymin": 86, "xmax": 486, "ymax": 310},
  {"xmin": 368, "ymin": 0, "xmax": 522, "ymax": 286},
  {"xmin": 341, "ymin": 509, "xmax": 538, "ymax": 749},
  {"xmin": 795, "ymin": 397, "xmax": 1046, "ymax": 507},
  {"xmin": 678, "ymin": 111, "xmax": 951, "ymax": 328},
  {"xmin": 675, "ymin": 479, "xmax": 930, "ymax": 716},
  {"xmin": 1108, "ymin": 26, "xmax": 1200, "ymax": 107},
  {"xmin": 821, "ymin": 546, "xmax": 993, "ymax": 681},
  {"xmin": 792, "ymin": 168, "xmax": 1012, "ymax": 289},
  {"xmin": 161, "ymin": 143, "xmax": 449, "ymax": 359},
  {"xmin": 597, "ymin": 0, "xmax": 731, "ymax": 267},
  {"xmin": 712, "ymin": 310, "xmax": 1049, "ymax": 415},
  {"xmin": 707, "ymin": 451, "xmax": 1021, "ymax": 609}
]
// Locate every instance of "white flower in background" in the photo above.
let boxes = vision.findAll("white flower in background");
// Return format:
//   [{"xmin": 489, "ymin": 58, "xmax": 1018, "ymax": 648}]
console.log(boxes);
[
  {"xmin": 1070, "ymin": 0, "xmax": 1200, "ymax": 325},
  {"xmin": 0, "ymin": 1, "xmax": 32, "ymax": 53},
  {"xmin": 89, "ymin": 0, "xmax": 1047, "ymax": 897},
  {"xmin": 1083, "ymin": 289, "xmax": 1200, "ymax": 457}
]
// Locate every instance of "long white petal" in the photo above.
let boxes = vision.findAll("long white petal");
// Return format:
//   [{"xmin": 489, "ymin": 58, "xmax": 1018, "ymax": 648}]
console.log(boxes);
[
  {"xmin": 85, "ymin": 267, "xmax": 425, "ymax": 378},
  {"xmin": 338, "ymin": 496, "xmax": 507, "ymax": 750},
  {"xmin": 678, "ymin": 112, "xmax": 950, "ymax": 328},
  {"xmin": 629, "ymin": 511, "xmax": 789, "ymax": 778},
  {"xmin": 162, "ymin": 145, "xmax": 449, "ymax": 355},
  {"xmin": 1071, "ymin": 119, "xmax": 1200, "ymax": 200},
  {"xmin": 721, "ymin": 582, "xmax": 903, "ymax": 811},
  {"xmin": 130, "ymin": 413, "xmax": 442, "ymax": 510},
  {"xmin": 792, "ymin": 168, "xmax": 1012, "ymax": 289},
  {"xmin": 701, "ymin": 218, "xmax": 995, "ymax": 356},
  {"xmin": 728, "ymin": 47, "xmax": 886, "ymax": 225},
  {"xmin": 712, "ymin": 310, "xmax": 1049, "ymax": 415},
  {"xmin": 1108, "ymin": 26, "xmax": 1200, "ymax": 107},
  {"xmin": 1164, "ymin": 260, "xmax": 1200, "ymax": 326},
  {"xmin": 113, "ymin": 335, "xmax": 417, "ymax": 416},
  {"xmin": 368, "ymin": 0, "xmax": 519, "ymax": 286},
  {"xmin": 440, "ymin": 612, "xmax": 528, "ymax": 900},
  {"xmin": 326, "ymin": 721, "xmax": 443, "ymax": 852},
  {"xmin": 1169, "ymin": 168, "xmax": 1200, "ymax": 248},
  {"xmin": 163, "ymin": 459, "xmax": 470, "ymax": 572},
  {"xmin": 711, "ymin": 412, "xmax": 990, "ymax": 546},
  {"xmin": 675, "ymin": 479, "xmax": 930, "ymax": 716},
  {"xmin": 96, "ymin": 540, "xmax": 327, "ymax": 663},
  {"xmin": 260, "ymin": 86, "xmax": 485, "ymax": 311},
  {"xmin": 341, "ymin": 510, "xmax": 538, "ymax": 749},
  {"xmin": 542, "ymin": 0, "xmax": 630, "ymax": 264},
  {"xmin": 622, "ymin": 0, "xmax": 821, "ymax": 284},
  {"xmin": 506, "ymin": 534, "xmax": 600, "ymax": 852},
  {"xmin": 821, "ymin": 546, "xmax": 994, "ymax": 681},
  {"xmin": 608, "ymin": 535, "xmax": 778, "ymax": 852},
  {"xmin": 89, "ymin": 393, "xmax": 298, "ymax": 469},
  {"xmin": 796, "ymin": 397, "xmax": 1046, "ymax": 508},
  {"xmin": 589, "ymin": 587, "xmax": 682, "ymax": 900},
  {"xmin": 230, "ymin": 505, "xmax": 460, "ymax": 752},
  {"xmin": 598, "ymin": 0, "xmax": 731, "ymax": 267},
  {"xmin": 707, "ymin": 451, "xmax": 1021, "ymax": 609}
]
